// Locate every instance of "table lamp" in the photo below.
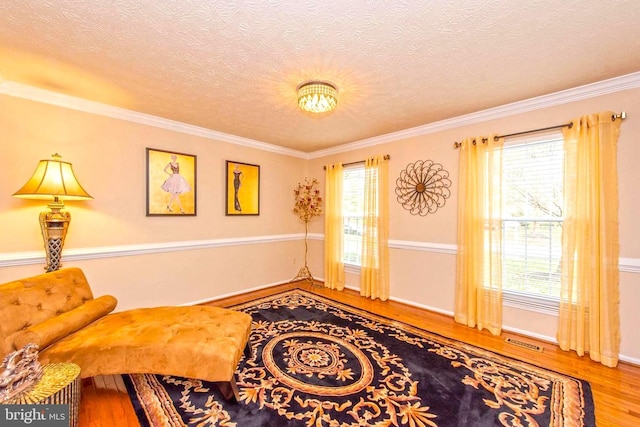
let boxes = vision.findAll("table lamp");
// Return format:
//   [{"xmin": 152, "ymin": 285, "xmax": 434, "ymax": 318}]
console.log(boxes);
[{"xmin": 13, "ymin": 153, "xmax": 93, "ymax": 272}]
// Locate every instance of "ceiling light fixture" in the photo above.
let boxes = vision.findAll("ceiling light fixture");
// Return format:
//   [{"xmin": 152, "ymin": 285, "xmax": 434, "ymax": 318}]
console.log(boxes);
[{"xmin": 297, "ymin": 81, "xmax": 338, "ymax": 114}]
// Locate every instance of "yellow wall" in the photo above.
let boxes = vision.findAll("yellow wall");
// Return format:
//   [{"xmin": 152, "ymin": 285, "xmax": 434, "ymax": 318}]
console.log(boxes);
[
  {"xmin": 310, "ymin": 87, "xmax": 640, "ymax": 363},
  {"xmin": 1, "ymin": 84, "xmax": 638, "ymax": 363},
  {"xmin": 0, "ymin": 95, "xmax": 317, "ymax": 310}
]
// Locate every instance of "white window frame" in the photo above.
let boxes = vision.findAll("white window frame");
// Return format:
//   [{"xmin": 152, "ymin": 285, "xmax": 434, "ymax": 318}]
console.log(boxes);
[
  {"xmin": 342, "ymin": 164, "xmax": 365, "ymax": 270},
  {"xmin": 501, "ymin": 132, "xmax": 563, "ymax": 316}
]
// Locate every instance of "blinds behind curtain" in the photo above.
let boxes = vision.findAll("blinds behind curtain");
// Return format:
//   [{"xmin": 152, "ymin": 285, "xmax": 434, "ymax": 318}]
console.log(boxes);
[{"xmin": 360, "ymin": 155, "xmax": 390, "ymax": 301}]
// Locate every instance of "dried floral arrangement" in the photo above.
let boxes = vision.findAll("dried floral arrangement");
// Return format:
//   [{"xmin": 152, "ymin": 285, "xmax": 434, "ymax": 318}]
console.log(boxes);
[{"xmin": 293, "ymin": 177, "xmax": 322, "ymax": 223}]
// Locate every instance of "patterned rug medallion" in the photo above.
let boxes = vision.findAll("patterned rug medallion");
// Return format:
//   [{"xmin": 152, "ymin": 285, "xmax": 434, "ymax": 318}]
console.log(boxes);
[{"xmin": 123, "ymin": 290, "xmax": 595, "ymax": 426}]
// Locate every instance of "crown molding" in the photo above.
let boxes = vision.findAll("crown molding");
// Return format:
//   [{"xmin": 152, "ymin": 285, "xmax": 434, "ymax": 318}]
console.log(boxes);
[
  {"xmin": 2, "ymin": 72, "xmax": 639, "ymax": 160},
  {"xmin": 0, "ymin": 81, "xmax": 310, "ymax": 159},
  {"xmin": 309, "ymin": 71, "xmax": 640, "ymax": 158}
]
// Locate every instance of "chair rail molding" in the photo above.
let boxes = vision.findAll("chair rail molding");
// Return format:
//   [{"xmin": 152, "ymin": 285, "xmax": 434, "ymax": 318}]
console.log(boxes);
[
  {"xmin": 1, "ymin": 235, "xmax": 637, "ymax": 275},
  {"xmin": 0, "ymin": 234, "xmax": 304, "ymax": 268}
]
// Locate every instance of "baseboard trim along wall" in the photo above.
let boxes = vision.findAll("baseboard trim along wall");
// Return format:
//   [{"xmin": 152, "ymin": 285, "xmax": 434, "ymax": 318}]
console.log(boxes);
[
  {"xmin": 181, "ymin": 278, "xmax": 294, "ymax": 307},
  {"xmin": 378, "ymin": 288, "xmax": 640, "ymax": 367}
]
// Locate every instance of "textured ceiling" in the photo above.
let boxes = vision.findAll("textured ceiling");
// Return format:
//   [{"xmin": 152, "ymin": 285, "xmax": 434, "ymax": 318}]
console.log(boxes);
[{"xmin": 1, "ymin": 1, "xmax": 639, "ymax": 152}]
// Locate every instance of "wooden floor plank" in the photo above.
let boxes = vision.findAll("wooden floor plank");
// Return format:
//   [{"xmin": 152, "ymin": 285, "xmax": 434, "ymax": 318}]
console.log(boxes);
[{"xmin": 79, "ymin": 281, "xmax": 640, "ymax": 426}]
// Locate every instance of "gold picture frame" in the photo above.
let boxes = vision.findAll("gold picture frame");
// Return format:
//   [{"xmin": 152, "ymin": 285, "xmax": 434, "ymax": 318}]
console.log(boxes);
[
  {"xmin": 146, "ymin": 148, "xmax": 197, "ymax": 216},
  {"xmin": 225, "ymin": 160, "xmax": 259, "ymax": 215}
]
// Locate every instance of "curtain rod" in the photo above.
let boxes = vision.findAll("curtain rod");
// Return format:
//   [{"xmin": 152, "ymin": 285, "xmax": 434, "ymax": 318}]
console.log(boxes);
[
  {"xmin": 453, "ymin": 111, "xmax": 627, "ymax": 148},
  {"xmin": 323, "ymin": 155, "xmax": 390, "ymax": 170}
]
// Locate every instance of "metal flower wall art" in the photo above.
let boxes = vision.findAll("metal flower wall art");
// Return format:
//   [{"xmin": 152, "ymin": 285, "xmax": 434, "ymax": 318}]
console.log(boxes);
[{"xmin": 395, "ymin": 160, "xmax": 452, "ymax": 216}]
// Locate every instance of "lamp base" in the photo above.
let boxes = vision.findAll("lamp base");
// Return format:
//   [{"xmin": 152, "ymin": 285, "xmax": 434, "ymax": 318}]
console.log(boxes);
[
  {"xmin": 39, "ymin": 202, "xmax": 70, "ymax": 272},
  {"xmin": 291, "ymin": 265, "xmax": 321, "ymax": 287},
  {"xmin": 45, "ymin": 238, "xmax": 64, "ymax": 272}
]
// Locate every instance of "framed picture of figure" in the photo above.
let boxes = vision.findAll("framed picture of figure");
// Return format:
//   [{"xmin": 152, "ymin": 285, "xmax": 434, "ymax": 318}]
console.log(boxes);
[
  {"xmin": 146, "ymin": 148, "xmax": 197, "ymax": 216},
  {"xmin": 225, "ymin": 160, "xmax": 260, "ymax": 215}
]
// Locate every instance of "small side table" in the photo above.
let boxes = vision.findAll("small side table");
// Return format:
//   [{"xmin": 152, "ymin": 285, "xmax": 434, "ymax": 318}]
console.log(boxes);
[{"xmin": 3, "ymin": 363, "xmax": 81, "ymax": 427}]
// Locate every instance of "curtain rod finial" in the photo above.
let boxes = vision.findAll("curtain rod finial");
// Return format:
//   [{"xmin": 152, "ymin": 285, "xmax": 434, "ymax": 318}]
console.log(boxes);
[{"xmin": 613, "ymin": 111, "xmax": 626, "ymax": 121}]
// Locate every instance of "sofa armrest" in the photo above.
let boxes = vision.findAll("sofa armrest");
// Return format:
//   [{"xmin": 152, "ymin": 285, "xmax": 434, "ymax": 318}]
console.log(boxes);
[{"xmin": 11, "ymin": 295, "xmax": 118, "ymax": 350}]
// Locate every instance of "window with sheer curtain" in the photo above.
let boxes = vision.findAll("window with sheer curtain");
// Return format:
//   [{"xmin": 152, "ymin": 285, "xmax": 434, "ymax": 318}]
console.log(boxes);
[
  {"xmin": 501, "ymin": 133, "xmax": 563, "ymax": 313},
  {"xmin": 342, "ymin": 164, "xmax": 364, "ymax": 266}
]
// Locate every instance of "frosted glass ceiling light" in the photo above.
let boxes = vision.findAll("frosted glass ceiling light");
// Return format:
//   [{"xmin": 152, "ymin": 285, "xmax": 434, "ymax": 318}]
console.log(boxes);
[{"xmin": 297, "ymin": 81, "xmax": 338, "ymax": 114}]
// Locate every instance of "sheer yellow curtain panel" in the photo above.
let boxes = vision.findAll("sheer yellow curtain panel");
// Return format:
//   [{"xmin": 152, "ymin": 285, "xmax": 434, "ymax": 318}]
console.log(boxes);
[
  {"xmin": 324, "ymin": 163, "xmax": 345, "ymax": 290},
  {"xmin": 360, "ymin": 155, "xmax": 390, "ymax": 301},
  {"xmin": 454, "ymin": 135, "xmax": 504, "ymax": 335},
  {"xmin": 558, "ymin": 111, "xmax": 621, "ymax": 367}
]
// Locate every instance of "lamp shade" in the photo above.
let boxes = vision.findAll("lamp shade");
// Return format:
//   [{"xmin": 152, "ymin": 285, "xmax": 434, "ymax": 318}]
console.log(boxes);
[{"xmin": 13, "ymin": 154, "xmax": 93, "ymax": 201}]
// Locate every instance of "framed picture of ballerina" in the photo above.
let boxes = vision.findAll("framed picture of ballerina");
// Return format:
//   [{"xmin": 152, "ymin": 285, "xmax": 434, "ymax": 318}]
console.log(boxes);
[
  {"xmin": 225, "ymin": 160, "xmax": 260, "ymax": 216},
  {"xmin": 146, "ymin": 148, "xmax": 197, "ymax": 216}
]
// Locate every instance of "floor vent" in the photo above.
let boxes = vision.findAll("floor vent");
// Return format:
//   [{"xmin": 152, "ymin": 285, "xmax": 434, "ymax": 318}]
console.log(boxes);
[{"xmin": 505, "ymin": 337, "xmax": 544, "ymax": 353}]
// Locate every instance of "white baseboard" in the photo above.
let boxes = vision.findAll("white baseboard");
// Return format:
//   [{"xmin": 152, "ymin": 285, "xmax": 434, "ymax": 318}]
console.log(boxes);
[
  {"xmin": 363, "ymin": 287, "xmax": 640, "ymax": 367},
  {"xmin": 181, "ymin": 279, "xmax": 292, "ymax": 307}
]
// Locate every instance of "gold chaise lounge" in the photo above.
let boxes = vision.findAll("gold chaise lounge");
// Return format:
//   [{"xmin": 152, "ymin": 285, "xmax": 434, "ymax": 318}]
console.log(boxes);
[{"xmin": 0, "ymin": 268, "xmax": 252, "ymax": 401}]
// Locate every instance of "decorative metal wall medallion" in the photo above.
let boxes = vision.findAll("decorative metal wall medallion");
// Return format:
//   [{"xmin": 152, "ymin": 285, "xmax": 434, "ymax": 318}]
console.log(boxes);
[{"xmin": 395, "ymin": 160, "xmax": 452, "ymax": 216}]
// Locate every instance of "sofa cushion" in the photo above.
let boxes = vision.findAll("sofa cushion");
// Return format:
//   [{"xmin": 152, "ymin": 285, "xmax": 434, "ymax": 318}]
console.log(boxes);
[
  {"xmin": 0, "ymin": 268, "xmax": 95, "ymax": 356},
  {"xmin": 11, "ymin": 295, "xmax": 118, "ymax": 351},
  {"xmin": 39, "ymin": 305, "xmax": 252, "ymax": 382}
]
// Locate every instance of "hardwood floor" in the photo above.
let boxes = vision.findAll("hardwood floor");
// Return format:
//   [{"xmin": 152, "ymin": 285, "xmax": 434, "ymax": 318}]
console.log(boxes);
[{"xmin": 79, "ymin": 281, "xmax": 640, "ymax": 426}]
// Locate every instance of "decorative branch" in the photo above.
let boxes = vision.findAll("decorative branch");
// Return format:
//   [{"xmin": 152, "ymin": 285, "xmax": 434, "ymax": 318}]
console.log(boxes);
[
  {"xmin": 291, "ymin": 177, "xmax": 322, "ymax": 285},
  {"xmin": 293, "ymin": 178, "xmax": 323, "ymax": 223}
]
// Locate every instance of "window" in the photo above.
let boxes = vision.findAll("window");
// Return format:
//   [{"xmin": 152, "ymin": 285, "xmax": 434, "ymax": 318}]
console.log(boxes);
[
  {"xmin": 501, "ymin": 134, "xmax": 564, "ymax": 312},
  {"xmin": 342, "ymin": 165, "xmax": 364, "ymax": 265}
]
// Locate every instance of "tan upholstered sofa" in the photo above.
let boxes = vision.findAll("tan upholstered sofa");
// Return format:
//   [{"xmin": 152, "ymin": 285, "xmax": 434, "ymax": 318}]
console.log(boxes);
[{"xmin": 0, "ymin": 268, "xmax": 252, "ymax": 401}]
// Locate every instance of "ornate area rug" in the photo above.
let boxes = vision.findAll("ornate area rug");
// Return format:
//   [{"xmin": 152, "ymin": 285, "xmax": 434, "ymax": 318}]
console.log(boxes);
[{"xmin": 123, "ymin": 289, "xmax": 595, "ymax": 426}]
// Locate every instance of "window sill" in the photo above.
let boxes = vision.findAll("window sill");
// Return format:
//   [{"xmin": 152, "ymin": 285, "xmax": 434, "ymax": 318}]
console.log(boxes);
[
  {"xmin": 342, "ymin": 265, "xmax": 558, "ymax": 316},
  {"xmin": 503, "ymin": 290, "xmax": 559, "ymax": 316},
  {"xmin": 344, "ymin": 263, "xmax": 360, "ymax": 275}
]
